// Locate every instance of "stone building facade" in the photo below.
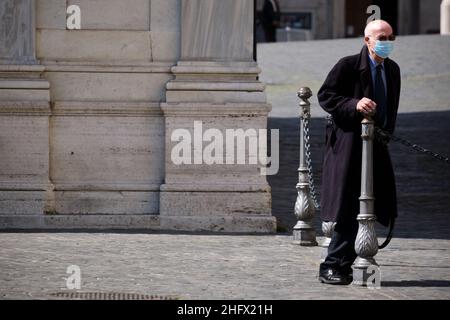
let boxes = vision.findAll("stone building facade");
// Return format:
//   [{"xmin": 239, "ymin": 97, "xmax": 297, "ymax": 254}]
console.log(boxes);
[
  {"xmin": 0, "ymin": 0, "xmax": 276, "ymax": 232},
  {"xmin": 256, "ymin": 0, "xmax": 442, "ymax": 41}
]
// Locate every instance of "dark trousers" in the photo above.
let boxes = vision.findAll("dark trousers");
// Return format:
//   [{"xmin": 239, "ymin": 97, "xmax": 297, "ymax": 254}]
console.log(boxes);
[{"xmin": 319, "ymin": 217, "xmax": 359, "ymax": 275}]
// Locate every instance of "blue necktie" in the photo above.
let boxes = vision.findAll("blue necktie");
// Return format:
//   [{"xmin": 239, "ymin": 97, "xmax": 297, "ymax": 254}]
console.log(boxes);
[{"xmin": 374, "ymin": 64, "xmax": 387, "ymax": 128}]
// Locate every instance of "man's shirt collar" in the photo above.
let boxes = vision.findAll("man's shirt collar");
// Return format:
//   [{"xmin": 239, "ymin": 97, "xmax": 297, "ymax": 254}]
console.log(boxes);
[{"xmin": 368, "ymin": 52, "xmax": 384, "ymax": 69}]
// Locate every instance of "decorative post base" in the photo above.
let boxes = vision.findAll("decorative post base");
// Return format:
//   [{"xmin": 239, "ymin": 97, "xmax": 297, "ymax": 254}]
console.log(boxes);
[
  {"xmin": 320, "ymin": 221, "xmax": 335, "ymax": 261},
  {"xmin": 352, "ymin": 257, "xmax": 379, "ymax": 286},
  {"xmin": 293, "ymin": 220, "xmax": 317, "ymax": 246}
]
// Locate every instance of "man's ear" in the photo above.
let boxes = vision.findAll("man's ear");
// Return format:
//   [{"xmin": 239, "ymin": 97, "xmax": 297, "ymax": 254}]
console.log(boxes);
[{"xmin": 364, "ymin": 36, "xmax": 370, "ymax": 44}]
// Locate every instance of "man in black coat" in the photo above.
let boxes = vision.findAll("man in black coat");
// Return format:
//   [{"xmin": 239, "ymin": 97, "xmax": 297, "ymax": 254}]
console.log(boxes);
[{"xmin": 317, "ymin": 20, "xmax": 401, "ymax": 285}]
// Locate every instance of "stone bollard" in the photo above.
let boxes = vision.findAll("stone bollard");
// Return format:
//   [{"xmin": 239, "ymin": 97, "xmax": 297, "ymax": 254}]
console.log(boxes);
[
  {"xmin": 441, "ymin": 0, "xmax": 450, "ymax": 35},
  {"xmin": 293, "ymin": 87, "xmax": 318, "ymax": 246},
  {"xmin": 352, "ymin": 118, "xmax": 379, "ymax": 286},
  {"xmin": 320, "ymin": 221, "xmax": 336, "ymax": 261}
]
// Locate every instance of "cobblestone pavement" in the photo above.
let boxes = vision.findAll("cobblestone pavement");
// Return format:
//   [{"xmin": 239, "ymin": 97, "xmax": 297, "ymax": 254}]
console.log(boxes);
[
  {"xmin": 1, "ymin": 35, "xmax": 449, "ymax": 300},
  {"xmin": 0, "ymin": 233, "xmax": 449, "ymax": 300}
]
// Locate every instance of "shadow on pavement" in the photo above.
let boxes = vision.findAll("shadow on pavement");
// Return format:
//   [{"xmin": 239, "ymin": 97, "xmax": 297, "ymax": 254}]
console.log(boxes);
[
  {"xmin": 268, "ymin": 111, "xmax": 450, "ymax": 240},
  {"xmin": 381, "ymin": 280, "xmax": 450, "ymax": 288}
]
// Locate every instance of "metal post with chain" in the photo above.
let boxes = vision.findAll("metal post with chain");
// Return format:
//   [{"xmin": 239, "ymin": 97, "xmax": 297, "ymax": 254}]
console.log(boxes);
[
  {"xmin": 292, "ymin": 83, "xmax": 449, "ymax": 252},
  {"xmin": 294, "ymin": 106, "xmax": 450, "ymax": 251},
  {"xmin": 302, "ymin": 112, "xmax": 337, "ymax": 256},
  {"xmin": 293, "ymin": 87, "xmax": 318, "ymax": 246}
]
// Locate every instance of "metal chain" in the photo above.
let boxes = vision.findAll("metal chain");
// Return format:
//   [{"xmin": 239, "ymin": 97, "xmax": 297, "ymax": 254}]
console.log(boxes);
[
  {"xmin": 302, "ymin": 117, "xmax": 320, "ymax": 209},
  {"xmin": 374, "ymin": 127, "xmax": 450, "ymax": 164}
]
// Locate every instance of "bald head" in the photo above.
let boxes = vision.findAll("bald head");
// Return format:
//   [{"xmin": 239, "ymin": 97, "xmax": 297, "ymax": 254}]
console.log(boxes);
[{"xmin": 364, "ymin": 19, "xmax": 393, "ymax": 38}]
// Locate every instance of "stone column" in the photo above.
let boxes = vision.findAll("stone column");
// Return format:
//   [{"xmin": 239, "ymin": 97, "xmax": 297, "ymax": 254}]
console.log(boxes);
[
  {"xmin": 0, "ymin": 0, "xmax": 52, "ymax": 223},
  {"xmin": 0, "ymin": 0, "xmax": 38, "ymax": 64},
  {"xmin": 442, "ymin": 0, "xmax": 450, "ymax": 35},
  {"xmin": 398, "ymin": 0, "xmax": 420, "ymax": 35},
  {"xmin": 332, "ymin": 0, "xmax": 346, "ymax": 39},
  {"xmin": 160, "ymin": 0, "xmax": 276, "ymax": 232}
]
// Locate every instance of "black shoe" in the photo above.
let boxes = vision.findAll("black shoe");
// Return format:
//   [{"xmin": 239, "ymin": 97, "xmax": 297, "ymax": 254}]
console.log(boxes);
[
  {"xmin": 341, "ymin": 269, "xmax": 353, "ymax": 283},
  {"xmin": 343, "ymin": 273, "xmax": 353, "ymax": 284},
  {"xmin": 319, "ymin": 269, "xmax": 352, "ymax": 285}
]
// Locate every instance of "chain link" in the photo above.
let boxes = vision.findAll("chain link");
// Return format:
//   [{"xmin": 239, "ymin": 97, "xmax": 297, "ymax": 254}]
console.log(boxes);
[
  {"xmin": 302, "ymin": 117, "xmax": 320, "ymax": 209},
  {"xmin": 374, "ymin": 127, "xmax": 450, "ymax": 164}
]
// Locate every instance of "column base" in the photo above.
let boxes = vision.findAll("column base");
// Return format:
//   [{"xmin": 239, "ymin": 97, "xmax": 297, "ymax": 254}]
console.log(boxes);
[
  {"xmin": 0, "ymin": 214, "xmax": 160, "ymax": 230},
  {"xmin": 292, "ymin": 221, "xmax": 318, "ymax": 246},
  {"xmin": 160, "ymin": 188, "xmax": 276, "ymax": 233},
  {"xmin": 352, "ymin": 257, "xmax": 380, "ymax": 286},
  {"xmin": 160, "ymin": 215, "xmax": 276, "ymax": 233}
]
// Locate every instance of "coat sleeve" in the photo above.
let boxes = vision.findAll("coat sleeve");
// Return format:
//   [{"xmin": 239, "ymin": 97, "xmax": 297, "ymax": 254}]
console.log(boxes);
[{"xmin": 317, "ymin": 59, "xmax": 362, "ymax": 129}]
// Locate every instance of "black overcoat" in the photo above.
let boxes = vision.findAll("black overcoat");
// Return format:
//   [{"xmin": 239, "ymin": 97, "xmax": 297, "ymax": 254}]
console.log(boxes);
[{"xmin": 317, "ymin": 45, "xmax": 401, "ymax": 227}]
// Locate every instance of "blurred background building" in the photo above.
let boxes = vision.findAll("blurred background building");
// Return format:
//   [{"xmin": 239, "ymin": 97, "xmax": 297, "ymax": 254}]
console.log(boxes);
[{"xmin": 256, "ymin": 0, "xmax": 442, "ymax": 42}]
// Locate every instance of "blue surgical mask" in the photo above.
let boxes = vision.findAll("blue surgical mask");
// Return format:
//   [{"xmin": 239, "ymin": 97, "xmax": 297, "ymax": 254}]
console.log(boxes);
[{"xmin": 373, "ymin": 40, "xmax": 394, "ymax": 59}]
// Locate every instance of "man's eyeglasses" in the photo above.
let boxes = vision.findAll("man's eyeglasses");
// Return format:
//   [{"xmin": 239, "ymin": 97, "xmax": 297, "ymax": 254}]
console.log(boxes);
[{"xmin": 372, "ymin": 34, "xmax": 396, "ymax": 41}]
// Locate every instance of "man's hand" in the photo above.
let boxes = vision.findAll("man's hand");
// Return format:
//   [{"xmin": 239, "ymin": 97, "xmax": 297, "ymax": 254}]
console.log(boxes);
[{"xmin": 356, "ymin": 97, "xmax": 377, "ymax": 117}]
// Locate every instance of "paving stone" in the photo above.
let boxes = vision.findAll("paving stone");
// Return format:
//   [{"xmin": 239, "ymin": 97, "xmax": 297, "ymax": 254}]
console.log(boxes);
[{"xmin": 0, "ymin": 234, "xmax": 449, "ymax": 299}]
